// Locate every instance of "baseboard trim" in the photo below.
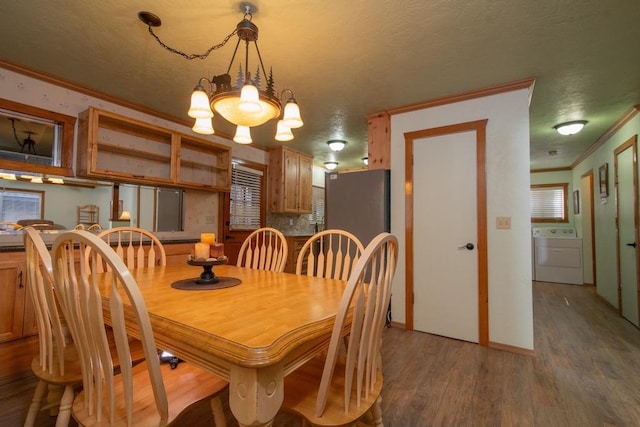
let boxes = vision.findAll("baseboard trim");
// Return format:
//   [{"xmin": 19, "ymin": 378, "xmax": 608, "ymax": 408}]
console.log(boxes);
[
  {"xmin": 389, "ymin": 321, "xmax": 406, "ymax": 329},
  {"xmin": 489, "ymin": 341, "xmax": 535, "ymax": 357}
]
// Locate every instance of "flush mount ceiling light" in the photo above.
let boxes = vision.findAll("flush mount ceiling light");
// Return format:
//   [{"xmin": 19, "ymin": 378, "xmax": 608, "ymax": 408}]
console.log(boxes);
[
  {"xmin": 138, "ymin": 4, "xmax": 303, "ymax": 144},
  {"xmin": 324, "ymin": 161, "xmax": 338, "ymax": 170},
  {"xmin": 327, "ymin": 139, "xmax": 347, "ymax": 151},
  {"xmin": 553, "ymin": 120, "xmax": 587, "ymax": 136}
]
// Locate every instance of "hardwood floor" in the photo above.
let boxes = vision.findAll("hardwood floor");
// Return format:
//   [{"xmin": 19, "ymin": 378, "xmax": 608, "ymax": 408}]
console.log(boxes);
[{"xmin": 2, "ymin": 281, "xmax": 640, "ymax": 426}]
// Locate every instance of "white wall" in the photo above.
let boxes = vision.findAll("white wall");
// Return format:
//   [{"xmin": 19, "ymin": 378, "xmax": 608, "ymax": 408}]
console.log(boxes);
[
  {"xmin": 571, "ymin": 113, "xmax": 640, "ymax": 307},
  {"xmin": 390, "ymin": 88, "xmax": 534, "ymax": 350}
]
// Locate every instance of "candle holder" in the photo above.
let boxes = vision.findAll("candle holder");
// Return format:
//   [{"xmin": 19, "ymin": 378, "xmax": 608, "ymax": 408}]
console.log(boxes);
[{"xmin": 187, "ymin": 258, "xmax": 228, "ymax": 284}]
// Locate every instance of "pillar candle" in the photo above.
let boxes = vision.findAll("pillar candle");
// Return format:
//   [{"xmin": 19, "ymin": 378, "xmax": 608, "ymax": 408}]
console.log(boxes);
[
  {"xmin": 201, "ymin": 233, "xmax": 215, "ymax": 245},
  {"xmin": 194, "ymin": 242, "xmax": 210, "ymax": 260}
]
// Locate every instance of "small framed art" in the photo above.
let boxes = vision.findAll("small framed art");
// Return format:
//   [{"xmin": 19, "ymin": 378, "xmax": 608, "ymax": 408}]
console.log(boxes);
[{"xmin": 599, "ymin": 163, "xmax": 608, "ymax": 198}]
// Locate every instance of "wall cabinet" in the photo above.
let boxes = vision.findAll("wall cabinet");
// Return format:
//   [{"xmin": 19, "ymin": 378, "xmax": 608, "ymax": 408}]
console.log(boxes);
[
  {"xmin": 0, "ymin": 259, "xmax": 36, "ymax": 343},
  {"xmin": 77, "ymin": 107, "xmax": 231, "ymax": 192},
  {"xmin": 268, "ymin": 147, "xmax": 313, "ymax": 213}
]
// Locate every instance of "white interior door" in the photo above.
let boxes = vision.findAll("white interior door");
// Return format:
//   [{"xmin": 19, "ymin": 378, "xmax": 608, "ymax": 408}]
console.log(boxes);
[
  {"xmin": 617, "ymin": 145, "xmax": 639, "ymax": 326},
  {"xmin": 413, "ymin": 131, "xmax": 478, "ymax": 343}
]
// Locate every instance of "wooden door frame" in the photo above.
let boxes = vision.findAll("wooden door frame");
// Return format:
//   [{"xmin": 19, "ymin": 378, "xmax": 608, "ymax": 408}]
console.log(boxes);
[
  {"xmin": 580, "ymin": 170, "xmax": 597, "ymax": 287},
  {"xmin": 613, "ymin": 135, "xmax": 639, "ymax": 318},
  {"xmin": 404, "ymin": 119, "xmax": 489, "ymax": 346}
]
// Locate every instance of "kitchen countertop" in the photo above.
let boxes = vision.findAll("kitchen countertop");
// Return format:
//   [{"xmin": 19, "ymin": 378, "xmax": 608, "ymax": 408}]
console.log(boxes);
[{"xmin": 0, "ymin": 230, "xmax": 200, "ymax": 251}]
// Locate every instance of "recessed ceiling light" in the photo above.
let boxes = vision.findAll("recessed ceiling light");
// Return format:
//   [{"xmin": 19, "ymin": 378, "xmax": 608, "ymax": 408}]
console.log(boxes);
[
  {"xmin": 324, "ymin": 161, "xmax": 338, "ymax": 170},
  {"xmin": 554, "ymin": 120, "xmax": 587, "ymax": 136},
  {"xmin": 327, "ymin": 140, "xmax": 347, "ymax": 151}
]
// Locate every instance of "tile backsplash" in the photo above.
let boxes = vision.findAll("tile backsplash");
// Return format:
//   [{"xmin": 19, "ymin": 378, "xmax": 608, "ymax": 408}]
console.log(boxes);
[{"xmin": 267, "ymin": 213, "xmax": 323, "ymax": 236}]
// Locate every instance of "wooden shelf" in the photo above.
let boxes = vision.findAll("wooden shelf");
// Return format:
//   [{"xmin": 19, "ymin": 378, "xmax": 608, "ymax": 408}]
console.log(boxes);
[
  {"xmin": 77, "ymin": 107, "xmax": 231, "ymax": 192},
  {"xmin": 98, "ymin": 142, "xmax": 171, "ymax": 163}
]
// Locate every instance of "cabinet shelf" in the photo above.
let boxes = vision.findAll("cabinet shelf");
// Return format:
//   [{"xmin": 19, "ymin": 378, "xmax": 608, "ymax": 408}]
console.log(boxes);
[
  {"xmin": 77, "ymin": 107, "xmax": 231, "ymax": 192},
  {"xmin": 97, "ymin": 142, "xmax": 171, "ymax": 163}
]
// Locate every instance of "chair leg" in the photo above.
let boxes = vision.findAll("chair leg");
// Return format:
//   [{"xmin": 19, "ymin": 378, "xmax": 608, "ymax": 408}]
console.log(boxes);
[
  {"xmin": 210, "ymin": 396, "xmax": 227, "ymax": 427},
  {"xmin": 24, "ymin": 380, "xmax": 47, "ymax": 427},
  {"xmin": 47, "ymin": 384, "xmax": 63, "ymax": 415},
  {"xmin": 370, "ymin": 396, "xmax": 383, "ymax": 427},
  {"xmin": 54, "ymin": 385, "xmax": 75, "ymax": 427}
]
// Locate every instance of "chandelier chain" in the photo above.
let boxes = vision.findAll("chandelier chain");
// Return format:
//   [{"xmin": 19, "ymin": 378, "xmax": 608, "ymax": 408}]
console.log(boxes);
[{"xmin": 146, "ymin": 26, "xmax": 238, "ymax": 60}]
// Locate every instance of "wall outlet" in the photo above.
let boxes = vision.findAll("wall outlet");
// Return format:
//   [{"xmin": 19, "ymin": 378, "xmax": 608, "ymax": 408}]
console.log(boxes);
[
  {"xmin": 496, "ymin": 216, "xmax": 511, "ymax": 229},
  {"xmin": 205, "ymin": 215, "xmax": 215, "ymax": 224}
]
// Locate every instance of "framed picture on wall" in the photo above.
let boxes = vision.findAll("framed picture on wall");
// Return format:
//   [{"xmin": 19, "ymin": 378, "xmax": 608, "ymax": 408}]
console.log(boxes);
[
  {"xmin": 573, "ymin": 190, "xmax": 580, "ymax": 214},
  {"xmin": 599, "ymin": 163, "xmax": 609, "ymax": 197}
]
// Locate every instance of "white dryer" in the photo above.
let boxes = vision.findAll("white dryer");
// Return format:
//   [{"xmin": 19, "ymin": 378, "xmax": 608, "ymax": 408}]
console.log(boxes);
[{"xmin": 532, "ymin": 228, "xmax": 583, "ymax": 285}]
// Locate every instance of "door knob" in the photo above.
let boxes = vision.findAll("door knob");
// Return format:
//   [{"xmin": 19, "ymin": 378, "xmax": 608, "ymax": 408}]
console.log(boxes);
[
  {"xmin": 626, "ymin": 242, "xmax": 637, "ymax": 248},
  {"xmin": 458, "ymin": 243, "xmax": 475, "ymax": 250}
]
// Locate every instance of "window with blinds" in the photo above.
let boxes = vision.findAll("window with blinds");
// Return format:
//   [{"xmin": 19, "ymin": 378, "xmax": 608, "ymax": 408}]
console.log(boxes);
[
  {"xmin": 308, "ymin": 186, "xmax": 325, "ymax": 224},
  {"xmin": 230, "ymin": 163, "xmax": 263, "ymax": 230},
  {"xmin": 530, "ymin": 183, "xmax": 568, "ymax": 223},
  {"xmin": 0, "ymin": 189, "xmax": 43, "ymax": 223}
]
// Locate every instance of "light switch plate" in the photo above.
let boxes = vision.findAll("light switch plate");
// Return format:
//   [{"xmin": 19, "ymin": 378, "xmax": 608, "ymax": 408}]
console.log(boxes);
[{"xmin": 496, "ymin": 216, "xmax": 511, "ymax": 229}]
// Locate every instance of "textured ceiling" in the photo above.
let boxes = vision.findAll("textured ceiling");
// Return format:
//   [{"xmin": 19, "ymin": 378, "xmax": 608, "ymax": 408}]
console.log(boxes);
[{"xmin": 0, "ymin": 0, "xmax": 639, "ymax": 171}]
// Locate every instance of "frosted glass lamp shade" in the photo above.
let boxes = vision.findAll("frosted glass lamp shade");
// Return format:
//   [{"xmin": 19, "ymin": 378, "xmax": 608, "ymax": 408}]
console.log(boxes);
[
  {"xmin": 554, "ymin": 120, "xmax": 587, "ymax": 135},
  {"xmin": 239, "ymin": 84, "xmax": 262, "ymax": 113},
  {"xmin": 233, "ymin": 125, "xmax": 253, "ymax": 144},
  {"xmin": 188, "ymin": 88, "xmax": 214, "ymax": 118},
  {"xmin": 192, "ymin": 117, "xmax": 215, "ymax": 135},
  {"xmin": 282, "ymin": 99, "xmax": 303, "ymax": 128},
  {"xmin": 324, "ymin": 161, "xmax": 338, "ymax": 170},
  {"xmin": 327, "ymin": 140, "xmax": 346, "ymax": 151},
  {"xmin": 275, "ymin": 120, "xmax": 294, "ymax": 141}
]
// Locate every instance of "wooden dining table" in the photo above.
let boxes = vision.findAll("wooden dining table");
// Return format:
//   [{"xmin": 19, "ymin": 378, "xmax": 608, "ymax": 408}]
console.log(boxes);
[{"xmin": 94, "ymin": 262, "xmax": 347, "ymax": 427}]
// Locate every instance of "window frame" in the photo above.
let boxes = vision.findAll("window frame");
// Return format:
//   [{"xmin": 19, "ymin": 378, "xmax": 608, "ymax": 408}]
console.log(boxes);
[{"xmin": 530, "ymin": 183, "xmax": 569, "ymax": 223}]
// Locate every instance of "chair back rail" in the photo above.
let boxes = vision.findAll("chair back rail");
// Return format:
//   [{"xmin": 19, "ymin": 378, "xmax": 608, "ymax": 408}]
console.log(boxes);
[
  {"xmin": 296, "ymin": 229, "xmax": 365, "ymax": 281},
  {"xmin": 237, "ymin": 227, "xmax": 288, "ymax": 272},
  {"xmin": 92, "ymin": 226, "xmax": 166, "ymax": 272}
]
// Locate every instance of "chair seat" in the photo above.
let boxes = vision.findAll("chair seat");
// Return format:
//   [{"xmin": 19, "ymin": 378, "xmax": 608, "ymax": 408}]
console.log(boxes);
[
  {"xmin": 30, "ymin": 344, "xmax": 83, "ymax": 385},
  {"xmin": 72, "ymin": 361, "xmax": 227, "ymax": 426},
  {"xmin": 283, "ymin": 354, "xmax": 383, "ymax": 426}
]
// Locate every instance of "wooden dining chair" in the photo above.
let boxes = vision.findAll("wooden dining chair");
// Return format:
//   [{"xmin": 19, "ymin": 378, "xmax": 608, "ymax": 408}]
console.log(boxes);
[
  {"xmin": 296, "ymin": 229, "xmax": 365, "ymax": 281},
  {"xmin": 95, "ymin": 226, "xmax": 166, "ymax": 271},
  {"xmin": 23, "ymin": 226, "xmax": 83, "ymax": 427},
  {"xmin": 87, "ymin": 223, "xmax": 103, "ymax": 233},
  {"xmin": 281, "ymin": 232, "xmax": 398, "ymax": 426},
  {"xmin": 51, "ymin": 230, "xmax": 228, "ymax": 426},
  {"xmin": 237, "ymin": 227, "xmax": 288, "ymax": 272}
]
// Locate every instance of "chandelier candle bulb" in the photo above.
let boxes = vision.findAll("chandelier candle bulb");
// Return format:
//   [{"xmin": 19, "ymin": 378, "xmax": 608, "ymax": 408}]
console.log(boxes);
[
  {"xmin": 201, "ymin": 233, "xmax": 216, "ymax": 245},
  {"xmin": 194, "ymin": 242, "xmax": 210, "ymax": 260}
]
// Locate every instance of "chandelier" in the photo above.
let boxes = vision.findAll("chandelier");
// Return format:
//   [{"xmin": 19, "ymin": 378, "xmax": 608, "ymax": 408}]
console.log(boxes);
[{"xmin": 138, "ymin": 5, "xmax": 303, "ymax": 144}]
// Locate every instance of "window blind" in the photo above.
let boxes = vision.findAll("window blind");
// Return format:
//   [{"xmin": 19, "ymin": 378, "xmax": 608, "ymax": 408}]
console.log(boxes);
[
  {"xmin": 530, "ymin": 185, "xmax": 567, "ymax": 221},
  {"xmin": 230, "ymin": 163, "xmax": 263, "ymax": 231},
  {"xmin": 0, "ymin": 190, "xmax": 42, "ymax": 223}
]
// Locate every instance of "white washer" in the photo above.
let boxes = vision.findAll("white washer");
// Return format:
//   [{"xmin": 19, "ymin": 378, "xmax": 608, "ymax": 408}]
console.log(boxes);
[{"xmin": 532, "ymin": 228, "xmax": 583, "ymax": 285}]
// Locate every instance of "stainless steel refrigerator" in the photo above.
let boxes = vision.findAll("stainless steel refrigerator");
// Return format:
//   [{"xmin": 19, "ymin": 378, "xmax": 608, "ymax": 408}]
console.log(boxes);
[
  {"xmin": 325, "ymin": 168, "xmax": 392, "ymax": 325},
  {"xmin": 325, "ymin": 169, "xmax": 390, "ymax": 246}
]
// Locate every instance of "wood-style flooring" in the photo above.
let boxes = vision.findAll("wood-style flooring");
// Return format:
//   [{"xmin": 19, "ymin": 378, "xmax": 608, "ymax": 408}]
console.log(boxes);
[{"xmin": 1, "ymin": 281, "xmax": 640, "ymax": 426}]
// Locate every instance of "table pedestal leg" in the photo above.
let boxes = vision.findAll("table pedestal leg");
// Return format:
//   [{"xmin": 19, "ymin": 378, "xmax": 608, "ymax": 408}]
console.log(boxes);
[{"xmin": 229, "ymin": 363, "xmax": 284, "ymax": 427}]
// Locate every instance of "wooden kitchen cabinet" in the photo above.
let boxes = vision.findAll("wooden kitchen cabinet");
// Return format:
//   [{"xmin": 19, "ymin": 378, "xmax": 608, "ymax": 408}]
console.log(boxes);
[
  {"xmin": 77, "ymin": 107, "xmax": 231, "ymax": 192},
  {"xmin": 268, "ymin": 146, "xmax": 313, "ymax": 213},
  {"xmin": 0, "ymin": 259, "xmax": 36, "ymax": 343},
  {"xmin": 284, "ymin": 235, "xmax": 312, "ymax": 274}
]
